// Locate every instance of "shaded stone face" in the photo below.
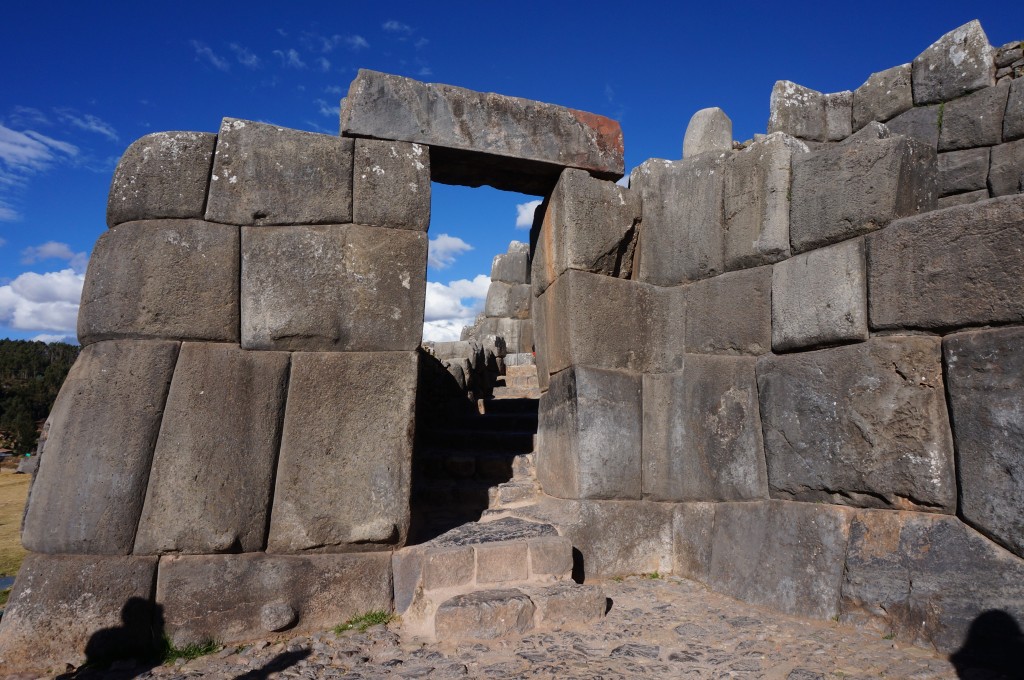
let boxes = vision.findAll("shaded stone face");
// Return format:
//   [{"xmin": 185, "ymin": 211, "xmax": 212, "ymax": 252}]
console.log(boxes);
[
  {"xmin": 685, "ymin": 265, "xmax": 772, "ymax": 356},
  {"xmin": 852, "ymin": 64, "xmax": 913, "ymax": 130},
  {"xmin": 352, "ymin": 139, "xmax": 431, "ymax": 231},
  {"xmin": 938, "ymin": 148, "xmax": 990, "ymax": 196},
  {"xmin": 937, "ymin": 83, "xmax": 1009, "ymax": 151}
]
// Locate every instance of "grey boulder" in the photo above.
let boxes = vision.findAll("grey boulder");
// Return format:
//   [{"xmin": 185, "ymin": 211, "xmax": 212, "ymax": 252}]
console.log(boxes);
[
  {"xmin": 683, "ymin": 107, "xmax": 733, "ymax": 158},
  {"xmin": 912, "ymin": 20, "xmax": 995, "ymax": 105}
]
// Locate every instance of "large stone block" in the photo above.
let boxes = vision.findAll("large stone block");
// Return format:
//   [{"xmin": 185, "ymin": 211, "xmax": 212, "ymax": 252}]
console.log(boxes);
[
  {"xmin": 884, "ymin": 104, "xmax": 940, "ymax": 149},
  {"xmin": 472, "ymin": 316, "xmax": 533, "ymax": 354},
  {"xmin": 0, "ymin": 554, "xmax": 158, "ymax": 673},
  {"xmin": 709, "ymin": 501, "xmax": 854, "ymax": 619},
  {"xmin": 78, "ymin": 219, "xmax": 239, "ymax": 346},
  {"xmin": 537, "ymin": 366, "xmax": 641, "ymax": 500},
  {"xmin": 988, "ymin": 138, "xmax": 1024, "ymax": 196},
  {"xmin": 134, "ymin": 343, "xmax": 289, "ymax": 555},
  {"xmin": 632, "ymin": 154, "xmax": 729, "ymax": 285},
  {"xmin": 205, "ymin": 118, "xmax": 353, "ymax": 226},
  {"xmin": 912, "ymin": 20, "xmax": 995, "ymax": 105},
  {"xmin": 552, "ymin": 499, "xmax": 674, "ymax": 578},
  {"xmin": 722, "ymin": 133, "xmax": 806, "ymax": 269},
  {"xmin": 352, "ymin": 139, "xmax": 430, "ymax": 230},
  {"xmin": 157, "ymin": 552, "xmax": 392, "ymax": 646},
  {"xmin": 683, "ymin": 107, "xmax": 732, "ymax": 158},
  {"xmin": 267, "ymin": 351, "xmax": 417, "ymax": 553},
  {"xmin": 644, "ymin": 284, "xmax": 687, "ymax": 374},
  {"xmin": 672, "ymin": 502, "xmax": 715, "ymax": 582},
  {"xmin": 107, "ymin": 131, "xmax": 215, "ymax": 227},
  {"xmin": 938, "ymin": 188, "xmax": 989, "ymax": 208},
  {"xmin": 938, "ymin": 147, "xmax": 990, "ymax": 195},
  {"xmin": 824, "ymin": 90, "xmax": 853, "ymax": 141},
  {"xmin": 532, "ymin": 168, "xmax": 640, "ymax": 295},
  {"xmin": 484, "ymin": 281, "xmax": 531, "ymax": 319},
  {"xmin": 767, "ymin": 81, "xmax": 826, "ymax": 142},
  {"xmin": 685, "ymin": 265, "xmax": 772, "ymax": 355},
  {"xmin": 852, "ymin": 64, "xmax": 914, "ymax": 130},
  {"xmin": 642, "ymin": 356, "xmax": 767, "ymax": 502},
  {"xmin": 944, "ymin": 327, "xmax": 1024, "ymax": 559},
  {"xmin": 241, "ymin": 224, "xmax": 426, "ymax": 351},
  {"xmin": 841, "ymin": 511, "xmax": 1024, "ymax": 653},
  {"xmin": 771, "ymin": 238, "xmax": 868, "ymax": 352},
  {"xmin": 22, "ymin": 340, "xmax": 180, "ymax": 555},
  {"xmin": 341, "ymin": 69, "xmax": 624, "ymax": 194},
  {"xmin": 1005, "ymin": 79, "xmax": 1024, "ymax": 141},
  {"xmin": 756, "ymin": 336, "xmax": 957, "ymax": 512},
  {"xmin": 938, "ymin": 82, "xmax": 1009, "ymax": 151},
  {"xmin": 867, "ymin": 195, "xmax": 1024, "ymax": 329},
  {"xmin": 790, "ymin": 128, "xmax": 937, "ymax": 252},
  {"xmin": 491, "ymin": 244, "xmax": 530, "ymax": 284}
]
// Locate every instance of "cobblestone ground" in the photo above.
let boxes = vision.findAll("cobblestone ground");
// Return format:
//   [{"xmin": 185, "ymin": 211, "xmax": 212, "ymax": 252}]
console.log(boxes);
[{"xmin": 62, "ymin": 576, "xmax": 969, "ymax": 679}]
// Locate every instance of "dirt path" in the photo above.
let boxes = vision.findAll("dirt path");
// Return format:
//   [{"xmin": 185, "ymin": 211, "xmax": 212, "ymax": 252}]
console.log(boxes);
[{"xmin": 0, "ymin": 470, "xmax": 30, "ymax": 578}]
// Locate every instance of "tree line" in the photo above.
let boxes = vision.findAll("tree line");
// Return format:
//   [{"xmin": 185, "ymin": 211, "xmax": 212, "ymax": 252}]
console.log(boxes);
[{"xmin": 0, "ymin": 340, "xmax": 79, "ymax": 454}]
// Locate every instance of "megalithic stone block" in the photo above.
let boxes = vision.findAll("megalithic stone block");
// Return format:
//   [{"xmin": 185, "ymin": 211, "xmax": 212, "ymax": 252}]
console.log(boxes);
[
  {"xmin": 491, "ymin": 243, "xmax": 531, "ymax": 284},
  {"xmin": 107, "ymin": 131, "xmax": 215, "ymax": 227},
  {"xmin": 1005, "ymin": 80, "xmax": 1024, "ymax": 141},
  {"xmin": 77, "ymin": 219, "xmax": 240, "ymax": 346},
  {"xmin": 340, "ymin": 69, "xmax": 624, "ymax": 194},
  {"xmin": 473, "ymin": 317, "xmax": 534, "ymax": 354},
  {"xmin": 685, "ymin": 265, "xmax": 772, "ymax": 355},
  {"xmin": 824, "ymin": 90, "xmax": 853, "ymax": 141},
  {"xmin": 267, "ymin": 351, "xmax": 418, "ymax": 553},
  {"xmin": 134, "ymin": 343, "xmax": 290, "ymax": 555},
  {"xmin": 767, "ymin": 81, "xmax": 827, "ymax": 142},
  {"xmin": 22, "ymin": 340, "xmax": 180, "ymax": 555},
  {"xmin": 852, "ymin": 64, "xmax": 914, "ymax": 130},
  {"xmin": 912, "ymin": 20, "xmax": 995, "ymax": 105},
  {"xmin": 988, "ymin": 139, "xmax": 1024, "ymax": 197},
  {"xmin": 484, "ymin": 281, "xmax": 531, "ymax": 319},
  {"xmin": 205, "ymin": 118, "xmax": 353, "ymax": 226},
  {"xmin": 682, "ymin": 107, "xmax": 732, "ymax": 158},
  {"xmin": 884, "ymin": 104, "xmax": 940, "ymax": 150},
  {"xmin": 672, "ymin": 502, "xmax": 715, "ymax": 583},
  {"xmin": 537, "ymin": 366, "xmax": 642, "ymax": 500},
  {"xmin": 938, "ymin": 83, "xmax": 1010, "ymax": 151},
  {"xmin": 352, "ymin": 139, "xmax": 431, "ymax": 230},
  {"xmin": 241, "ymin": 224, "xmax": 427, "ymax": 351},
  {"xmin": 938, "ymin": 148, "xmax": 991, "ymax": 196},
  {"xmin": 756, "ymin": 336, "xmax": 957, "ymax": 513}
]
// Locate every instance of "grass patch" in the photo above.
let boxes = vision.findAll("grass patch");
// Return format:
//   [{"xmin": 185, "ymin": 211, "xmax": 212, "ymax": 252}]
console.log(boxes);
[
  {"xmin": 334, "ymin": 610, "xmax": 393, "ymax": 634},
  {"xmin": 160, "ymin": 636, "xmax": 219, "ymax": 664},
  {"xmin": 644, "ymin": 571, "xmax": 662, "ymax": 580},
  {"xmin": 883, "ymin": 632, "xmax": 896, "ymax": 640},
  {"xmin": 0, "ymin": 587, "xmax": 10, "ymax": 607},
  {"xmin": 0, "ymin": 470, "xmax": 32, "ymax": 577}
]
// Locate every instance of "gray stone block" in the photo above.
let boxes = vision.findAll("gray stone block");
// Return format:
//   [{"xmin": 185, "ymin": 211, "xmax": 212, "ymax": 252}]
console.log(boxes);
[
  {"xmin": 709, "ymin": 501, "xmax": 854, "ymax": 620},
  {"xmin": 537, "ymin": 366, "xmax": 642, "ymax": 500},
  {"xmin": 532, "ymin": 168, "xmax": 639, "ymax": 295},
  {"xmin": 938, "ymin": 147, "xmax": 991, "ymax": 195},
  {"xmin": 205, "ymin": 118, "xmax": 353, "ymax": 226},
  {"xmin": 884, "ymin": 104, "xmax": 940, "ymax": 149},
  {"xmin": 157, "ymin": 552, "xmax": 392, "ymax": 646},
  {"xmin": 22, "ymin": 340, "xmax": 180, "ymax": 555},
  {"xmin": 133, "ymin": 343, "xmax": 289, "ymax": 555},
  {"xmin": 944, "ymin": 327, "xmax": 1024, "ymax": 559},
  {"xmin": 645, "ymin": 284, "xmax": 688, "ymax": 374},
  {"xmin": 241, "ymin": 224, "xmax": 427, "ymax": 351},
  {"xmin": 491, "ymin": 249, "xmax": 530, "ymax": 285},
  {"xmin": 523, "ymin": 582, "xmax": 606, "ymax": 628},
  {"xmin": 938, "ymin": 189, "xmax": 989, "ymax": 208},
  {"xmin": 867, "ymin": 195, "xmax": 1024, "ymax": 329},
  {"xmin": 824, "ymin": 90, "xmax": 853, "ymax": 141},
  {"xmin": 996, "ymin": 41, "xmax": 1024, "ymax": 68},
  {"xmin": 1005, "ymin": 79, "xmax": 1024, "ymax": 141},
  {"xmin": 988, "ymin": 138, "xmax": 1024, "ymax": 196},
  {"xmin": 672, "ymin": 503, "xmax": 715, "ymax": 582},
  {"xmin": 683, "ymin": 107, "xmax": 733, "ymax": 158},
  {"xmin": 484, "ymin": 281, "xmax": 531, "ymax": 319},
  {"xmin": 434, "ymin": 590, "xmax": 535, "ymax": 640},
  {"xmin": 642, "ymin": 356, "xmax": 767, "ymax": 502},
  {"xmin": 0, "ymin": 554, "xmax": 158, "ymax": 673},
  {"xmin": 912, "ymin": 20, "xmax": 995, "ymax": 105},
  {"xmin": 107, "ymin": 131, "xmax": 215, "ymax": 227},
  {"xmin": 267, "ymin": 351, "xmax": 418, "ymax": 553},
  {"xmin": 353, "ymin": 139, "xmax": 430, "ymax": 230},
  {"xmin": 772, "ymin": 238, "xmax": 868, "ymax": 352},
  {"xmin": 757, "ymin": 336, "xmax": 957, "ymax": 512},
  {"xmin": 473, "ymin": 317, "xmax": 534, "ymax": 354},
  {"xmin": 685, "ymin": 265, "xmax": 772, "ymax": 355},
  {"xmin": 841, "ymin": 511, "xmax": 1024, "ymax": 653},
  {"xmin": 393, "ymin": 545, "xmax": 475, "ymax": 613},
  {"xmin": 632, "ymin": 154, "xmax": 729, "ymax": 285},
  {"xmin": 556, "ymin": 499, "xmax": 674, "ymax": 578},
  {"xmin": 852, "ymin": 64, "xmax": 914, "ymax": 130},
  {"xmin": 768, "ymin": 81, "xmax": 826, "ymax": 142},
  {"xmin": 938, "ymin": 82, "xmax": 1010, "ymax": 151},
  {"xmin": 78, "ymin": 220, "xmax": 239, "ymax": 346},
  {"xmin": 790, "ymin": 131, "xmax": 937, "ymax": 252}
]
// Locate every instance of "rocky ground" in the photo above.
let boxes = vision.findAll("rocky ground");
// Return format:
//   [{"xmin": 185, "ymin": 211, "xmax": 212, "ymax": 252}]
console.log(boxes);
[{"xmin": 36, "ymin": 575, "xmax": 982, "ymax": 680}]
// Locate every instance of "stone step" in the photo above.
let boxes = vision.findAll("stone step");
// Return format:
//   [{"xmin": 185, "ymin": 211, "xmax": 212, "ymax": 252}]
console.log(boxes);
[
  {"xmin": 491, "ymin": 386, "xmax": 543, "ymax": 400},
  {"xmin": 498, "ymin": 374, "xmax": 539, "ymax": 389},
  {"xmin": 512, "ymin": 453, "xmax": 536, "ymax": 480},
  {"xmin": 505, "ymin": 364, "xmax": 538, "ymax": 379},
  {"xmin": 488, "ymin": 480, "xmax": 541, "ymax": 508},
  {"xmin": 503, "ymin": 353, "xmax": 536, "ymax": 367}
]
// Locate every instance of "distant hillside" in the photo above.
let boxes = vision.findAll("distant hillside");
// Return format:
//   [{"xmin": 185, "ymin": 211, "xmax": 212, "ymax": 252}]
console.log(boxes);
[{"xmin": 0, "ymin": 340, "xmax": 80, "ymax": 454}]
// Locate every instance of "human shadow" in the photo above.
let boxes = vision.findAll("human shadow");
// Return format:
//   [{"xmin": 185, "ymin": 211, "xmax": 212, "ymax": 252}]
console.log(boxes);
[
  {"xmin": 949, "ymin": 609, "xmax": 1024, "ymax": 679},
  {"xmin": 232, "ymin": 649, "xmax": 311, "ymax": 680},
  {"xmin": 56, "ymin": 596, "xmax": 163, "ymax": 678}
]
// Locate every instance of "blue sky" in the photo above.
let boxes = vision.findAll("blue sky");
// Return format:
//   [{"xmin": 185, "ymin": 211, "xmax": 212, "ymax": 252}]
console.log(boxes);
[{"xmin": 1, "ymin": 2, "xmax": 1019, "ymax": 342}]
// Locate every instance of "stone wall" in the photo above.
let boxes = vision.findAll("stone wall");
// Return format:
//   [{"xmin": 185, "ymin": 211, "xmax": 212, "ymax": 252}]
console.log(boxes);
[{"xmin": 461, "ymin": 241, "xmax": 535, "ymax": 355}]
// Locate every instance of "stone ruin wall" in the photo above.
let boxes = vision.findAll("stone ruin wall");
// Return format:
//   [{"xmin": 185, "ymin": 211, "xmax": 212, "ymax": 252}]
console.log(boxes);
[{"xmin": 1, "ymin": 18, "xmax": 1023, "ymax": 672}]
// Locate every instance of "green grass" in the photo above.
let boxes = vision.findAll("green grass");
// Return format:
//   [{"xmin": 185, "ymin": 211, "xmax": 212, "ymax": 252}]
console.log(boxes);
[
  {"xmin": 644, "ymin": 571, "xmax": 662, "ymax": 580},
  {"xmin": 0, "ymin": 587, "xmax": 10, "ymax": 607},
  {"xmin": 883, "ymin": 632, "xmax": 896, "ymax": 640},
  {"xmin": 334, "ymin": 610, "xmax": 393, "ymax": 634},
  {"xmin": 160, "ymin": 636, "xmax": 219, "ymax": 664}
]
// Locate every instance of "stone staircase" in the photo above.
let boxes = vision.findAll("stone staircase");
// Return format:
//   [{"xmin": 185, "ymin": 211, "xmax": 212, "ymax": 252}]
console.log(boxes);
[{"xmin": 491, "ymin": 353, "xmax": 542, "ymax": 400}]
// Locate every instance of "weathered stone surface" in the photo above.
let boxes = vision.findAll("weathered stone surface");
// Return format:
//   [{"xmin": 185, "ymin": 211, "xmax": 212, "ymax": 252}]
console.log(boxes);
[
  {"xmin": 260, "ymin": 601, "xmax": 297, "ymax": 632},
  {"xmin": 912, "ymin": 20, "xmax": 995, "ymax": 105},
  {"xmin": 683, "ymin": 107, "xmax": 732, "ymax": 158},
  {"xmin": 78, "ymin": 219, "xmax": 239, "ymax": 345},
  {"xmin": 206, "ymin": 118, "xmax": 353, "ymax": 226},
  {"xmin": 867, "ymin": 195, "xmax": 1024, "ymax": 329},
  {"xmin": 790, "ymin": 130, "xmax": 937, "ymax": 252},
  {"xmin": 107, "ymin": 131, "xmax": 215, "ymax": 227},
  {"xmin": 527, "ymin": 535, "xmax": 573, "ymax": 580},
  {"xmin": 476, "ymin": 540, "xmax": 529, "ymax": 584},
  {"xmin": 1005, "ymin": 79, "xmax": 1024, "ymax": 141},
  {"xmin": 757, "ymin": 336, "xmax": 957, "ymax": 512},
  {"xmin": 537, "ymin": 366, "xmax": 641, "ymax": 500},
  {"xmin": 484, "ymin": 281, "xmax": 531, "ymax": 319},
  {"xmin": 938, "ymin": 188, "xmax": 989, "ymax": 208},
  {"xmin": 523, "ymin": 582, "xmax": 606, "ymax": 628},
  {"xmin": 267, "ymin": 351, "xmax": 418, "ymax": 552},
  {"xmin": 341, "ymin": 70, "xmax": 624, "ymax": 194},
  {"xmin": 532, "ymin": 168, "xmax": 639, "ymax": 295},
  {"xmin": 996, "ymin": 41, "xmax": 1024, "ymax": 68},
  {"xmin": 133, "ymin": 343, "xmax": 289, "ymax": 555},
  {"xmin": 988, "ymin": 138, "xmax": 1024, "ymax": 196},
  {"xmin": 772, "ymin": 238, "xmax": 868, "ymax": 352},
  {"xmin": 672, "ymin": 502, "xmax": 715, "ymax": 582},
  {"xmin": 685, "ymin": 265, "xmax": 772, "ymax": 355},
  {"xmin": 852, "ymin": 64, "xmax": 914, "ymax": 130},
  {"xmin": 938, "ymin": 147, "xmax": 990, "ymax": 195},
  {"xmin": 157, "ymin": 552, "xmax": 392, "ymax": 646},
  {"xmin": 0, "ymin": 554, "xmax": 158, "ymax": 673},
  {"xmin": 938, "ymin": 82, "xmax": 1009, "ymax": 151},
  {"xmin": 491, "ymin": 248, "xmax": 530, "ymax": 285},
  {"xmin": 710, "ymin": 501, "xmax": 854, "ymax": 620},
  {"xmin": 642, "ymin": 356, "xmax": 767, "ymax": 502},
  {"xmin": 824, "ymin": 91, "xmax": 853, "ymax": 141},
  {"xmin": 632, "ymin": 154, "xmax": 729, "ymax": 285},
  {"xmin": 241, "ymin": 224, "xmax": 426, "ymax": 351},
  {"xmin": 473, "ymin": 317, "xmax": 534, "ymax": 354},
  {"xmin": 768, "ymin": 81, "xmax": 826, "ymax": 142},
  {"xmin": 644, "ymin": 284, "xmax": 687, "ymax": 374},
  {"xmin": 841, "ymin": 511, "xmax": 1024, "ymax": 653},
  {"xmin": 353, "ymin": 139, "xmax": 430, "ymax": 230},
  {"xmin": 22, "ymin": 340, "xmax": 179, "ymax": 555},
  {"xmin": 944, "ymin": 327, "xmax": 1024, "ymax": 558},
  {"xmin": 393, "ymin": 544, "xmax": 475, "ymax": 614},
  {"xmin": 884, "ymin": 104, "xmax": 940, "ymax": 149},
  {"xmin": 434, "ymin": 590, "xmax": 535, "ymax": 640}
]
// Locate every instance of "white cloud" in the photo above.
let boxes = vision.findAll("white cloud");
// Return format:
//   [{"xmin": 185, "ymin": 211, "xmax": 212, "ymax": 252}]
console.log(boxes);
[
  {"xmin": 53, "ymin": 111, "xmax": 118, "ymax": 143},
  {"xmin": 418, "ymin": 67, "xmax": 433, "ymax": 77},
  {"xmin": 382, "ymin": 20, "xmax": 413, "ymax": 34},
  {"xmin": 0, "ymin": 268, "xmax": 84, "ymax": 333},
  {"xmin": 346, "ymin": 35, "xmax": 370, "ymax": 50},
  {"xmin": 273, "ymin": 49, "xmax": 306, "ymax": 69},
  {"xmin": 316, "ymin": 57, "xmax": 331, "ymax": 72},
  {"xmin": 515, "ymin": 199, "xmax": 543, "ymax": 229},
  {"xmin": 21, "ymin": 241, "xmax": 89, "ymax": 273},
  {"xmin": 314, "ymin": 99, "xmax": 339, "ymax": 118},
  {"xmin": 0, "ymin": 125, "xmax": 78, "ymax": 174},
  {"xmin": 190, "ymin": 40, "xmax": 230, "ymax": 72},
  {"xmin": 0, "ymin": 202, "xmax": 16, "ymax": 221},
  {"xmin": 229, "ymin": 43, "xmax": 261, "ymax": 68},
  {"xmin": 428, "ymin": 233, "xmax": 473, "ymax": 269},
  {"xmin": 31, "ymin": 333, "xmax": 76, "ymax": 344},
  {"xmin": 415, "ymin": 37, "xmax": 429, "ymax": 49},
  {"xmin": 422, "ymin": 274, "xmax": 490, "ymax": 341}
]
